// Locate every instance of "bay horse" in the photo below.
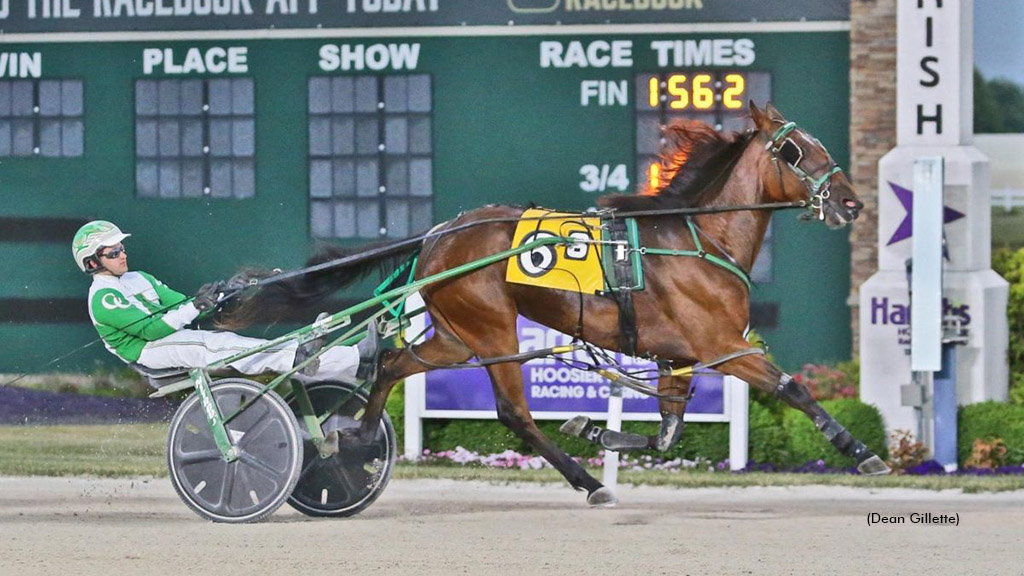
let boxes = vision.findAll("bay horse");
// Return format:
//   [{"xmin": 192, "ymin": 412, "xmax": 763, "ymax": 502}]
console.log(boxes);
[{"xmin": 221, "ymin": 102, "xmax": 889, "ymax": 506}]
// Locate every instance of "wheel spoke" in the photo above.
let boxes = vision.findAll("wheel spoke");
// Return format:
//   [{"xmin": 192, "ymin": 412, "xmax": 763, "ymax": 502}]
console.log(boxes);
[
  {"xmin": 235, "ymin": 412, "xmax": 277, "ymax": 451},
  {"xmin": 284, "ymin": 383, "xmax": 395, "ymax": 516},
  {"xmin": 178, "ymin": 448, "xmax": 223, "ymax": 466},
  {"xmin": 327, "ymin": 458, "xmax": 363, "ymax": 498},
  {"xmin": 299, "ymin": 452, "xmax": 325, "ymax": 478},
  {"xmin": 239, "ymin": 450, "xmax": 288, "ymax": 484},
  {"xmin": 212, "ymin": 460, "xmax": 237, "ymax": 515}
]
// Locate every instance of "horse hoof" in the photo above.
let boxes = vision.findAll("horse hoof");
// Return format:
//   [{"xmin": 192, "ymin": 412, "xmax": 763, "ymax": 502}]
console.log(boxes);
[
  {"xmin": 587, "ymin": 487, "xmax": 618, "ymax": 508},
  {"xmin": 858, "ymin": 455, "xmax": 892, "ymax": 476},
  {"xmin": 336, "ymin": 429, "xmax": 370, "ymax": 449},
  {"xmin": 560, "ymin": 415, "xmax": 591, "ymax": 437}
]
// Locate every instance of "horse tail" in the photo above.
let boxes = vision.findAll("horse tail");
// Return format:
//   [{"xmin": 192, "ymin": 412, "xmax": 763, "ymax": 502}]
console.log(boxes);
[{"xmin": 216, "ymin": 238, "xmax": 420, "ymax": 330}]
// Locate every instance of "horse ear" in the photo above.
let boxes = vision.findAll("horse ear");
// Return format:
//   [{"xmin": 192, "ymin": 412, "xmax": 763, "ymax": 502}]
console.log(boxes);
[
  {"xmin": 765, "ymin": 102, "xmax": 785, "ymax": 121},
  {"xmin": 749, "ymin": 101, "xmax": 770, "ymax": 129}
]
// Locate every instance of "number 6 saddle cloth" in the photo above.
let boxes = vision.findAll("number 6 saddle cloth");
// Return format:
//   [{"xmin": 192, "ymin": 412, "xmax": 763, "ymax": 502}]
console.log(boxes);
[{"xmin": 505, "ymin": 208, "xmax": 644, "ymax": 295}]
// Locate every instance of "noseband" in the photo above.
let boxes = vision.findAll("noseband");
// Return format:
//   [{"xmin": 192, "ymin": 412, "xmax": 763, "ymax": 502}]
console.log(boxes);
[{"xmin": 763, "ymin": 121, "xmax": 843, "ymax": 221}]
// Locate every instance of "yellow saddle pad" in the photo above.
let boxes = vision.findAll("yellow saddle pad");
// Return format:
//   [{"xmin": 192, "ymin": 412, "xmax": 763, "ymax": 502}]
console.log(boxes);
[{"xmin": 505, "ymin": 209, "xmax": 604, "ymax": 294}]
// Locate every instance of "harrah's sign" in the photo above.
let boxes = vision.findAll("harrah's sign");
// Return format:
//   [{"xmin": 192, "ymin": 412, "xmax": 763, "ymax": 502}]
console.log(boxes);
[
  {"xmin": 870, "ymin": 297, "xmax": 971, "ymax": 327},
  {"xmin": 870, "ymin": 296, "xmax": 971, "ymax": 348}
]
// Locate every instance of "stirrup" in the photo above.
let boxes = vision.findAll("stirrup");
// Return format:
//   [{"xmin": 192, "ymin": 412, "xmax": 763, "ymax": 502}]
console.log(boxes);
[
  {"xmin": 356, "ymin": 318, "xmax": 383, "ymax": 382},
  {"xmin": 294, "ymin": 312, "xmax": 331, "ymax": 377}
]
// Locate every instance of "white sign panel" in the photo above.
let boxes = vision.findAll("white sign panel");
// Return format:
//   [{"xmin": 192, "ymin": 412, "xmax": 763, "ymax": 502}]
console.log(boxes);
[{"xmin": 896, "ymin": 0, "xmax": 973, "ymax": 146}]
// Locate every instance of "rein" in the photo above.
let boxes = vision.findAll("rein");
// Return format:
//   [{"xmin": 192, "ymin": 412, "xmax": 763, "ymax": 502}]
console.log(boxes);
[
  {"xmin": 249, "ymin": 200, "xmax": 808, "ymax": 290},
  {"xmin": 257, "ymin": 121, "xmax": 843, "ymax": 291}
]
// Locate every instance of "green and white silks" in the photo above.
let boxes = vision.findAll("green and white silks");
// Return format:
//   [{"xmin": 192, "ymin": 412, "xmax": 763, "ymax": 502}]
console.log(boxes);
[{"xmin": 88, "ymin": 271, "xmax": 359, "ymax": 380}]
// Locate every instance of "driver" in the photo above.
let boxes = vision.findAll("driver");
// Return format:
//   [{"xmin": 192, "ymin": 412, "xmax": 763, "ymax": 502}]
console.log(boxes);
[{"xmin": 72, "ymin": 220, "xmax": 379, "ymax": 384}]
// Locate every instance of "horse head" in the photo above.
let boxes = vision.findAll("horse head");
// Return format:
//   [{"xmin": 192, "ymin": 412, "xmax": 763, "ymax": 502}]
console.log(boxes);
[{"xmin": 750, "ymin": 102, "xmax": 863, "ymax": 229}]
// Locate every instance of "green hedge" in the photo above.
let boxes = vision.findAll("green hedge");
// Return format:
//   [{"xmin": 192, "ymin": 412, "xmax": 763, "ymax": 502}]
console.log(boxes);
[
  {"xmin": 421, "ymin": 417, "xmax": 731, "ymax": 463},
  {"xmin": 407, "ymin": 396, "xmax": 883, "ymax": 467},
  {"xmin": 992, "ymin": 247, "xmax": 1024, "ymax": 402},
  {"xmin": 383, "ymin": 379, "xmax": 405, "ymax": 453},
  {"xmin": 958, "ymin": 401, "xmax": 1024, "ymax": 465},
  {"xmin": 383, "ymin": 379, "xmax": 889, "ymax": 468},
  {"xmin": 781, "ymin": 398, "xmax": 888, "ymax": 468},
  {"xmin": 388, "ymin": 391, "xmax": 1024, "ymax": 470},
  {"xmin": 748, "ymin": 399, "xmax": 789, "ymax": 464}
]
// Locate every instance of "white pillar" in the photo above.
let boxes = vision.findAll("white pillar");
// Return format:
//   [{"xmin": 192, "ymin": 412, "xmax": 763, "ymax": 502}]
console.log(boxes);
[
  {"xmin": 601, "ymin": 383, "xmax": 623, "ymax": 490},
  {"xmin": 727, "ymin": 376, "xmax": 749, "ymax": 471},
  {"xmin": 860, "ymin": 0, "xmax": 1008, "ymax": 436},
  {"xmin": 403, "ymin": 293, "xmax": 427, "ymax": 460}
]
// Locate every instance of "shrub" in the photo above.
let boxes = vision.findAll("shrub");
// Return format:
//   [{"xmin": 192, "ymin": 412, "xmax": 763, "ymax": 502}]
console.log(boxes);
[
  {"xmin": 748, "ymin": 399, "xmax": 788, "ymax": 464},
  {"xmin": 958, "ymin": 401, "xmax": 1024, "ymax": 465},
  {"xmin": 425, "ymin": 419, "xmax": 522, "ymax": 455},
  {"xmin": 792, "ymin": 363, "xmax": 858, "ymax": 401},
  {"xmin": 419, "ymin": 417, "xmax": 732, "ymax": 463},
  {"xmin": 887, "ymin": 429, "xmax": 929, "ymax": 475},
  {"xmin": 993, "ymin": 247, "xmax": 1024, "ymax": 403},
  {"xmin": 964, "ymin": 436, "xmax": 1008, "ymax": 469},
  {"xmin": 674, "ymin": 422, "xmax": 729, "ymax": 463},
  {"xmin": 404, "ymin": 392, "xmax": 806, "ymax": 467},
  {"xmin": 782, "ymin": 398, "xmax": 888, "ymax": 468},
  {"xmin": 383, "ymin": 379, "xmax": 405, "ymax": 453}
]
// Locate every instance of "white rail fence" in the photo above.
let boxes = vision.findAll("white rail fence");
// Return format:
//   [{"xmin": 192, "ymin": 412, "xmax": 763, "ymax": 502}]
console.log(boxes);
[{"xmin": 992, "ymin": 189, "xmax": 1024, "ymax": 212}]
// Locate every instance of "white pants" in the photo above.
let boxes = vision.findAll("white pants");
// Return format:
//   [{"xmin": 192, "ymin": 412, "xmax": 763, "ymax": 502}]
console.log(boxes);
[{"xmin": 137, "ymin": 329, "xmax": 360, "ymax": 382}]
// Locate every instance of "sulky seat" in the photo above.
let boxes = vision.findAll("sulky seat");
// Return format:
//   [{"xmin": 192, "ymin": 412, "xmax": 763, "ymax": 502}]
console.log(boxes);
[{"xmin": 130, "ymin": 363, "xmax": 192, "ymax": 390}]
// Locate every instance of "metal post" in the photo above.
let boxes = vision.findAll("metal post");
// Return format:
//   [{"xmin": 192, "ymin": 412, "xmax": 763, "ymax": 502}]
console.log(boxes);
[
  {"xmin": 602, "ymin": 382, "xmax": 623, "ymax": 491},
  {"xmin": 910, "ymin": 156, "xmax": 945, "ymax": 455},
  {"xmin": 727, "ymin": 375, "xmax": 749, "ymax": 471},
  {"xmin": 933, "ymin": 341, "xmax": 958, "ymax": 471},
  {"xmin": 935, "ymin": 315, "xmax": 968, "ymax": 471},
  {"xmin": 911, "ymin": 157, "xmax": 944, "ymax": 371},
  {"xmin": 404, "ymin": 292, "xmax": 427, "ymax": 461}
]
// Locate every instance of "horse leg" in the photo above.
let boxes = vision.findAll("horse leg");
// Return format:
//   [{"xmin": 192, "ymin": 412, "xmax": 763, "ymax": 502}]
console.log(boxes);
[
  {"xmin": 484, "ymin": 361, "xmax": 615, "ymax": 506},
  {"xmin": 560, "ymin": 375, "xmax": 691, "ymax": 452},
  {"xmin": 718, "ymin": 351, "xmax": 891, "ymax": 475},
  {"xmin": 653, "ymin": 375, "xmax": 691, "ymax": 450},
  {"xmin": 345, "ymin": 322, "xmax": 473, "ymax": 444}
]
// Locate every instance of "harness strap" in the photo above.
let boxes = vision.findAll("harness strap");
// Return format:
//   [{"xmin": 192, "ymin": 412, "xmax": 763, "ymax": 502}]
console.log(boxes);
[
  {"xmin": 641, "ymin": 217, "xmax": 753, "ymax": 291},
  {"xmin": 666, "ymin": 347, "xmax": 765, "ymax": 377},
  {"xmin": 605, "ymin": 218, "xmax": 639, "ymax": 356},
  {"xmin": 769, "ymin": 121, "xmax": 797, "ymax": 143}
]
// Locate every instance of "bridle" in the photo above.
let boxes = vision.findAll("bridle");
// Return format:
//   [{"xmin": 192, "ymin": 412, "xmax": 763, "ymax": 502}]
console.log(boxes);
[{"xmin": 763, "ymin": 120, "xmax": 844, "ymax": 222}]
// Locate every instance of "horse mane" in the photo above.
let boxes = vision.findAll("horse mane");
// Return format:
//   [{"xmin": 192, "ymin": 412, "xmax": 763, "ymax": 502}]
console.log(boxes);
[{"xmin": 598, "ymin": 120, "xmax": 754, "ymax": 212}]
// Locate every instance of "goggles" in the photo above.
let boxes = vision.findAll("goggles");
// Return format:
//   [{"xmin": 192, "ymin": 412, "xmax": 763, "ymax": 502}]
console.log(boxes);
[{"xmin": 100, "ymin": 245, "xmax": 126, "ymax": 259}]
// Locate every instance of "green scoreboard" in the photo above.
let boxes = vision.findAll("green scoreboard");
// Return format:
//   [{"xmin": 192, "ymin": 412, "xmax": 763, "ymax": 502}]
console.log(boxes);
[{"xmin": 0, "ymin": 1, "xmax": 853, "ymax": 373}]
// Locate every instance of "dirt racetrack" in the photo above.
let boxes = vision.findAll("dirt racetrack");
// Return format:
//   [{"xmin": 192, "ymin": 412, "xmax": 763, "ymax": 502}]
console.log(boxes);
[{"xmin": 2, "ymin": 476, "xmax": 1022, "ymax": 575}]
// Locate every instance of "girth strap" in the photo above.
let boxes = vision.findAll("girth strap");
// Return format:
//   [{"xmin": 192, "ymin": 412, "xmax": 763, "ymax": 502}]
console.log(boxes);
[
  {"xmin": 616, "ymin": 289, "xmax": 638, "ymax": 357},
  {"xmin": 604, "ymin": 218, "xmax": 639, "ymax": 356},
  {"xmin": 642, "ymin": 216, "xmax": 753, "ymax": 291}
]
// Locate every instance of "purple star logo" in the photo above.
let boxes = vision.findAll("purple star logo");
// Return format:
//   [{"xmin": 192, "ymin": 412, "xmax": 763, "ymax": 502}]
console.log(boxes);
[{"xmin": 886, "ymin": 181, "xmax": 966, "ymax": 246}]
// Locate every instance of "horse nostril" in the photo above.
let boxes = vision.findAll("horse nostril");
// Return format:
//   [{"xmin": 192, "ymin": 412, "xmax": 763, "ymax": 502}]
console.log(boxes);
[{"xmin": 843, "ymin": 199, "xmax": 862, "ymax": 211}]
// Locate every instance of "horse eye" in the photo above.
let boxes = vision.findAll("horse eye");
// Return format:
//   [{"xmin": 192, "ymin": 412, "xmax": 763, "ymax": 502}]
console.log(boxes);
[{"xmin": 779, "ymin": 139, "xmax": 803, "ymax": 166}]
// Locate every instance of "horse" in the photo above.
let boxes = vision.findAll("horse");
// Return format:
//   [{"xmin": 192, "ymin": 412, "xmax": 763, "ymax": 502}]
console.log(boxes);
[{"xmin": 221, "ymin": 102, "xmax": 888, "ymax": 506}]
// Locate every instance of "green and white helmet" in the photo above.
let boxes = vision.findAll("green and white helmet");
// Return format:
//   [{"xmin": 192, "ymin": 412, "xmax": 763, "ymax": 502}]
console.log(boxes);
[{"xmin": 72, "ymin": 220, "xmax": 131, "ymax": 273}]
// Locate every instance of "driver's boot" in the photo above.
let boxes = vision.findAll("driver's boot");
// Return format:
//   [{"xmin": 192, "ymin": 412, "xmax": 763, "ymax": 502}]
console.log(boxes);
[
  {"xmin": 293, "ymin": 312, "xmax": 330, "ymax": 376},
  {"xmin": 356, "ymin": 318, "xmax": 382, "ymax": 382}
]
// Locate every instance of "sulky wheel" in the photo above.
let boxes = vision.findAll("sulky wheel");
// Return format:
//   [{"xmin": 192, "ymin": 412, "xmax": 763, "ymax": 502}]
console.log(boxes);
[
  {"xmin": 166, "ymin": 378, "xmax": 303, "ymax": 523},
  {"xmin": 286, "ymin": 381, "xmax": 397, "ymax": 517}
]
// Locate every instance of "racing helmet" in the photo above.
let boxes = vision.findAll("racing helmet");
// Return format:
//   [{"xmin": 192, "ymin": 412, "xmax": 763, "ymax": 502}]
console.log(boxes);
[{"xmin": 72, "ymin": 220, "xmax": 131, "ymax": 273}]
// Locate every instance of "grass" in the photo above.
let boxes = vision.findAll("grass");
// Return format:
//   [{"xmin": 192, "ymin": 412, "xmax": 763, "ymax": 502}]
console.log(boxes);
[
  {"xmin": 0, "ymin": 424, "xmax": 168, "ymax": 477},
  {"xmin": 2, "ymin": 424, "xmax": 1024, "ymax": 492}
]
